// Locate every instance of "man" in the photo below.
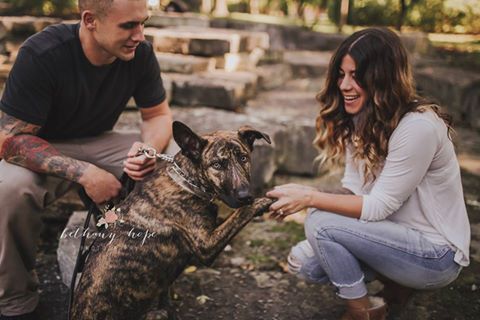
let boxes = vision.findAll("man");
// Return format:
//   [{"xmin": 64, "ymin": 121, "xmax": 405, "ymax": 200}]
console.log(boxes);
[{"xmin": 0, "ymin": 0, "xmax": 172, "ymax": 318}]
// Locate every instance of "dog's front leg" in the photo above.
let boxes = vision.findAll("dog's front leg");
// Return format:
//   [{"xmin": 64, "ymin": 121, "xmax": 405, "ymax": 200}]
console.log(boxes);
[{"xmin": 180, "ymin": 197, "xmax": 273, "ymax": 265}]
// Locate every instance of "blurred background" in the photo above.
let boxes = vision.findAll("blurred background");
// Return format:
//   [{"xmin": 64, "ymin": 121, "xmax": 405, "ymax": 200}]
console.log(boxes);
[{"xmin": 0, "ymin": 1, "xmax": 479, "ymax": 319}]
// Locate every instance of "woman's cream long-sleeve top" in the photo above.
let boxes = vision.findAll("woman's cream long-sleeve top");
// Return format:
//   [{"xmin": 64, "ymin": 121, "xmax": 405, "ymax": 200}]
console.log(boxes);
[{"xmin": 342, "ymin": 110, "xmax": 470, "ymax": 266}]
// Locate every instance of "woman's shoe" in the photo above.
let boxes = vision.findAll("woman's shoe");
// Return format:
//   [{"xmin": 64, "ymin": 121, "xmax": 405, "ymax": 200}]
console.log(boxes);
[
  {"xmin": 341, "ymin": 296, "xmax": 387, "ymax": 320},
  {"xmin": 378, "ymin": 278, "xmax": 416, "ymax": 307}
]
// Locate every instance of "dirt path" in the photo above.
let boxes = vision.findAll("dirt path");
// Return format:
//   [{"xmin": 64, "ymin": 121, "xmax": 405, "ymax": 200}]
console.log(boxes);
[{"xmin": 36, "ymin": 155, "xmax": 480, "ymax": 320}]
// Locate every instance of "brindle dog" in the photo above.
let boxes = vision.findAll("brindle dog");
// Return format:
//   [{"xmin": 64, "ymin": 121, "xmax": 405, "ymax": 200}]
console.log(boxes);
[{"xmin": 71, "ymin": 121, "xmax": 273, "ymax": 320}]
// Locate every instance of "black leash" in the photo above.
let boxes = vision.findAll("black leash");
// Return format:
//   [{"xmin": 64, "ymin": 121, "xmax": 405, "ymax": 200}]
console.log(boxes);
[{"xmin": 67, "ymin": 174, "xmax": 135, "ymax": 319}]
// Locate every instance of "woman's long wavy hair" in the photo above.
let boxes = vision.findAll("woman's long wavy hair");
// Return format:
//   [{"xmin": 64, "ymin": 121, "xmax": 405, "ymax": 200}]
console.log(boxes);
[{"xmin": 314, "ymin": 27, "xmax": 452, "ymax": 182}]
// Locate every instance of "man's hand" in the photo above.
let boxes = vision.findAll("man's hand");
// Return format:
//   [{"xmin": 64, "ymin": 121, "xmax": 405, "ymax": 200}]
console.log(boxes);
[
  {"xmin": 79, "ymin": 164, "xmax": 122, "ymax": 204},
  {"xmin": 123, "ymin": 141, "xmax": 156, "ymax": 181}
]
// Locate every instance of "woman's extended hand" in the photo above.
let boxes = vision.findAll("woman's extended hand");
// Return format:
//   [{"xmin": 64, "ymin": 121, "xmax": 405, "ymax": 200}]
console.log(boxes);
[{"xmin": 266, "ymin": 184, "xmax": 317, "ymax": 221}]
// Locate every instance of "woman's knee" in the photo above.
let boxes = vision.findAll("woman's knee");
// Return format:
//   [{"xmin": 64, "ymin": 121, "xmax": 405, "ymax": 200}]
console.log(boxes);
[
  {"xmin": 288, "ymin": 240, "xmax": 327, "ymax": 284},
  {"xmin": 304, "ymin": 210, "xmax": 348, "ymax": 243}
]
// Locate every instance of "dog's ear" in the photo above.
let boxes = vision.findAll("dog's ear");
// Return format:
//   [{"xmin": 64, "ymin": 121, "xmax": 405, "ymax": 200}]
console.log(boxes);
[
  {"xmin": 238, "ymin": 126, "xmax": 271, "ymax": 151},
  {"xmin": 173, "ymin": 121, "xmax": 207, "ymax": 162}
]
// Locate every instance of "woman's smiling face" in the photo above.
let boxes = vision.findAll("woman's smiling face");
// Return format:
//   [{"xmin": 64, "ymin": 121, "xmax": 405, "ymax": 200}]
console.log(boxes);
[{"xmin": 338, "ymin": 54, "xmax": 366, "ymax": 115}]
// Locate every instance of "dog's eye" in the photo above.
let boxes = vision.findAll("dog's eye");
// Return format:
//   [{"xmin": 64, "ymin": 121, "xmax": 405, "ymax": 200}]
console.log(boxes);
[
  {"xmin": 240, "ymin": 155, "xmax": 248, "ymax": 163},
  {"xmin": 212, "ymin": 162, "xmax": 222, "ymax": 169}
]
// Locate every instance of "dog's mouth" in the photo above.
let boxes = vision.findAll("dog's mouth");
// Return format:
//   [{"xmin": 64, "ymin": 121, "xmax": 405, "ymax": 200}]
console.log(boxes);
[{"xmin": 218, "ymin": 193, "xmax": 254, "ymax": 208}]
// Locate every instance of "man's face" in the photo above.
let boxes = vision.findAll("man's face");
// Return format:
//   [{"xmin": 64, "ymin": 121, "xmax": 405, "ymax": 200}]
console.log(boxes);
[{"xmin": 93, "ymin": 0, "xmax": 149, "ymax": 63}]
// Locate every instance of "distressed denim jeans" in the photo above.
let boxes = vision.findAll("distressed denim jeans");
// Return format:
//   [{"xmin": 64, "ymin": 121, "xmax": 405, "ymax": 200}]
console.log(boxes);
[{"xmin": 288, "ymin": 210, "xmax": 462, "ymax": 299}]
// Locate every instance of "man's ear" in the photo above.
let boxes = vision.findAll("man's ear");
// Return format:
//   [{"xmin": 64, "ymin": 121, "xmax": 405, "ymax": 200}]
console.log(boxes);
[
  {"xmin": 173, "ymin": 121, "xmax": 207, "ymax": 163},
  {"xmin": 238, "ymin": 126, "xmax": 271, "ymax": 151},
  {"xmin": 82, "ymin": 10, "xmax": 96, "ymax": 31}
]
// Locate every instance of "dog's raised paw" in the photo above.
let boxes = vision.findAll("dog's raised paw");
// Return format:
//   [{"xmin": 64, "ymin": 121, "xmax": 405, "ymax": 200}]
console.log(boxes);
[{"xmin": 253, "ymin": 197, "xmax": 274, "ymax": 216}]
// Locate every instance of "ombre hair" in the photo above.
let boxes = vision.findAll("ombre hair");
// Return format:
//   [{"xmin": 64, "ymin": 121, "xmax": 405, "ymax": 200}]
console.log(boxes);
[{"xmin": 314, "ymin": 27, "xmax": 452, "ymax": 182}]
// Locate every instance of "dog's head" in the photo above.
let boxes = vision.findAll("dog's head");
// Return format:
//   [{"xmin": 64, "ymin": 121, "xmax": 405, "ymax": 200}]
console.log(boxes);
[{"xmin": 172, "ymin": 121, "xmax": 271, "ymax": 208}]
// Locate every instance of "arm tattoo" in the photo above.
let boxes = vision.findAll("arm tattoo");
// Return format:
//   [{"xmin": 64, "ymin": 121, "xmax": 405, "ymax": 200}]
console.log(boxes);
[
  {"xmin": 0, "ymin": 112, "xmax": 88, "ymax": 182},
  {"xmin": 0, "ymin": 111, "xmax": 40, "ymax": 135}
]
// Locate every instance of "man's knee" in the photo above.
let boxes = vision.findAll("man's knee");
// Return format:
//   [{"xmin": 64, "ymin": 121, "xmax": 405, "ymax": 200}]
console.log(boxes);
[{"xmin": 0, "ymin": 162, "xmax": 44, "ymax": 222}]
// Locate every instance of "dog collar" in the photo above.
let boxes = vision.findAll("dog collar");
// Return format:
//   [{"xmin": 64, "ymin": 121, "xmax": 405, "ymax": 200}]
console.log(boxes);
[
  {"xmin": 137, "ymin": 146, "xmax": 216, "ymax": 202},
  {"xmin": 167, "ymin": 163, "xmax": 216, "ymax": 202}
]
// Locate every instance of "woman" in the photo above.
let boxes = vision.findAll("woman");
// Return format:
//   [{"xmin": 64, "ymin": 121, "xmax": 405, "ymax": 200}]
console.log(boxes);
[{"xmin": 267, "ymin": 27, "xmax": 470, "ymax": 320}]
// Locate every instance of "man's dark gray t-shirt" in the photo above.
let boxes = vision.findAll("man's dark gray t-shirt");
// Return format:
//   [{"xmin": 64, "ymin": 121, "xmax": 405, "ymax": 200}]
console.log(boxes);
[{"xmin": 0, "ymin": 23, "xmax": 166, "ymax": 140}]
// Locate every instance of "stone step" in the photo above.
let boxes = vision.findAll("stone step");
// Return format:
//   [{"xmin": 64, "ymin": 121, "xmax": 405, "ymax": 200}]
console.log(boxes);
[
  {"xmin": 255, "ymin": 63, "xmax": 292, "ymax": 90},
  {"xmin": 0, "ymin": 21, "xmax": 7, "ymax": 41},
  {"xmin": 245, "ymin": 78, "xmax": 323, "ymax": 176},
  {"xmin": 144, "ymin": 26, "xmax": 269, "ymax": 56},
  {"xmin": 198, "ymin": 70, "xmax": 258, "ymax": 98},
  {"xmin": 156, "ymin": 52, "xmax": 216, "ymax": 74},
  {"xmin": 0, "ymin": 16, "xmax": 61, "ymax": 37},
  {"xmin": 164, "ymin": 70, "xmax": 258, "ymax": 110},
  {"xmin": 283, "ymin": 50, "xmax": 332, "ymax": 78},
  {"xmin": 414, "ymin": 66, "xmax": 480, "ymax": 130},
  {"xmin": 0, "ymin": 62, "xmax": 12, "ymax": 84},
  {"xmin": 215, "ymin": 48, "xmax": 265, "ymax": 72},
  {"xmin": 147, "ymin": 12, "xmax": 210, "ymax": 29}
]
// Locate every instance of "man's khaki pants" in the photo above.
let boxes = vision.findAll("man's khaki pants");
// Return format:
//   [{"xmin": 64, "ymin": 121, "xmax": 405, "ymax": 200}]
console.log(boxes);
[{"xmin": 0, "ymin": 131, "xmax": 141, "ymax": 316}]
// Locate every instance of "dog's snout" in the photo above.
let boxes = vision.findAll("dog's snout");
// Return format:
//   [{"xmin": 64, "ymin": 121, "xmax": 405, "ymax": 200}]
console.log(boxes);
[{"xmin": 236, "ymin": 187, "xmax": 253, "ymax": 203}]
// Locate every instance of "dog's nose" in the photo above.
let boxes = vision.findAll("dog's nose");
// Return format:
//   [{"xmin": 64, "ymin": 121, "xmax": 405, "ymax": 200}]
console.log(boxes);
[{"xmin": 236, "ymin": 188, "xmax": 253, "ymax": 203}]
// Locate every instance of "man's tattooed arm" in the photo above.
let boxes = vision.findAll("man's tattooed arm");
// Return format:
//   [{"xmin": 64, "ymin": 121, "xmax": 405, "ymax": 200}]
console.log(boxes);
[{"xmin": 0, "ymin": 111, "xmax": 88, "ymax": 182}]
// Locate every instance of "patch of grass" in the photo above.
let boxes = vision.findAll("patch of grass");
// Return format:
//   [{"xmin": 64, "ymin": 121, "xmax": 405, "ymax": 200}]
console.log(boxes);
[
  {"xmin": 270, "ymin": 221, "xmax": 306, "ymax": 243},
  {"xmin": 247, "ymin": 253, "xmax": 276, "ymax": 265},
  {"xmin": 249, "ymin": 239, "xmax": 265, "ymax": 247}
]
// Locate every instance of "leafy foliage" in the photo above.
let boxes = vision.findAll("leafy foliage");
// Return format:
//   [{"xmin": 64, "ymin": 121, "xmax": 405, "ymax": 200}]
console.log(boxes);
[{"xmin": 4, "ymin": 0, "xmax": 77, "ymax": 17}]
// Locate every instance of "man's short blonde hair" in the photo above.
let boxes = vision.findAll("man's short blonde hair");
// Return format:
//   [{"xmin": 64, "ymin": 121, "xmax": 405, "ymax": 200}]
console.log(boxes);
[{"xmin": 78, "ymin": 0, "xmax": 114, "ymax": 17}]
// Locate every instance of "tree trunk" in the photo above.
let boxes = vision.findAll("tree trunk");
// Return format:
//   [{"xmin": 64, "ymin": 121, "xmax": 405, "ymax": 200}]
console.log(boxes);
[
  {"xmin": 397, "ymin": 0, "xmax": 407, "ymax": 31},
  {"xmin": 213, "ymin": 0, "xmax": 229, "ymax": 16},
  {"xmin": 250, "ymin": 0, "xmax": 259, "ymax": 14},
  {"xmin": 338, "ymin": 0, "xmax": 349, "ymax": 32},
  {"xmin": 201, "ymin": 0, "xmax": 213, "ymax": 13}
]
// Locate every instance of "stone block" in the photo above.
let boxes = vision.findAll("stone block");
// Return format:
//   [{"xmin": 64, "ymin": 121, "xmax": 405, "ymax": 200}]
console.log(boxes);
[
  {"xmin": 296, "ymin": 30, "xmax": 347, "ymax": 51},
  {"xmin": 156, "ymin": 52, "xmax": 215, "ymax": 74},
  {"xmin": 145, "ymin": 26, "xmax": 269, "ymax": 56},
  {"xmin": 0, "ymin": 21, "xmax": 7, "ymax": 41},
  {"xmin": 145, "ymin": 27, "xmax": 245, "ymax": 56},
  {"xmin": 245, "ymin": 78, "xmax": 323, "ymax": 175},
  {"xmin": 255, "ymin": 63, "xmax": 292, "ymax": 90},
  {"xmin": 147, "ymin": 12, "xmax": 210, "ymax": 28},
  {"xmin": 126, "ymin": 74, "xmax": 173, "ymax": 109},
  {"xmin": 414, "ymin": 66, "xmax": 480, "ymax": 129},
  {"xmin": 165, "ymin": 73, "xmax": 249, "ymax": 110},
  {"xmin": 57, "ymin": 211, "xmax": 97, "ymax": 287},
  {"xmin": 0, "ymin": 62, "xmax": 12, "ymax": 84},
  {"xmin": 283, "ymin": 51, "xmax": 332, "ymax": 78},
  {"xmin": 198, "ymin": 70, "xmax": 258, "ymax": 99},
  {"xmin": 1, "ymin": 16, "xmax": 61, "ymax": 36},
  {"xmin": 215, "ymin": 48, "xmax": 265, "ymax": 72}
]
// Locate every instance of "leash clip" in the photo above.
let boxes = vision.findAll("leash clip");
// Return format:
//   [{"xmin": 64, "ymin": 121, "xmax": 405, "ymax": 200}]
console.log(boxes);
[{"xmin": 137, "ymin": 146, "xmax": 157, "ymax": 158}]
